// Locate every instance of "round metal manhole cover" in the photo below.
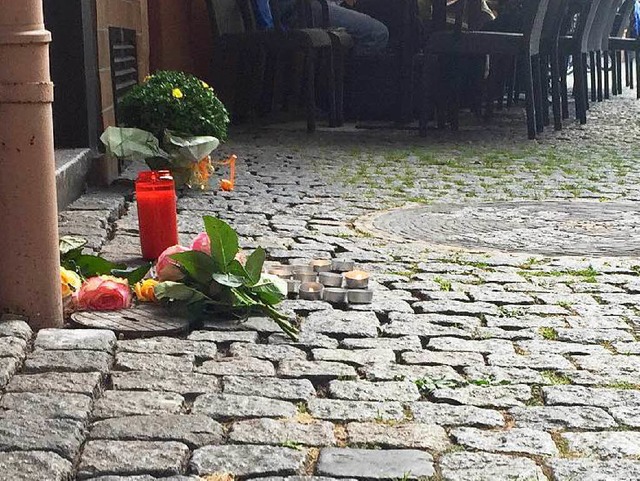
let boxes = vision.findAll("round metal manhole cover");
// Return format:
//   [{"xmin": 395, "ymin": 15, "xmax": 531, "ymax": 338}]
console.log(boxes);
[{"xmin": 364, "ymin": 201, "xmax": 640, "ymax": 257}]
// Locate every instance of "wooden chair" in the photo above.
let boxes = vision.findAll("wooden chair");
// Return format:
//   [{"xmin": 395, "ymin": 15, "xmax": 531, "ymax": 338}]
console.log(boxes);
[
  {"xmin": 419, "ymin": 0, "xmax": 551, "ymax": 139},
  {"xmin": 204, "ymin": 0, "xmax": 334, "ymax": 132},
  {"xmin": 610, "ymin": 0, "xmax": 635, "ymax": 95}
]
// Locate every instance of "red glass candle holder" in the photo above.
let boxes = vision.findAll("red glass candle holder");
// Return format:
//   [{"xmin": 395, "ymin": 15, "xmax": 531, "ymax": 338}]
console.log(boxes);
[{"xmin": 135, "ymin": 170, "xmax": 179, "ymax": 260}]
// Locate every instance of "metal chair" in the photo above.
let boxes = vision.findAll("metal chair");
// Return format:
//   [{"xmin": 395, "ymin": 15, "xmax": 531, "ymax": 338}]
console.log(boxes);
[
  {"xmin": 419, "ymin": 0, "xmax": 552, "ymax": 139},
  {"xmin": 608, "ymin": 0, "xmax": 640, "ymax": 98}
]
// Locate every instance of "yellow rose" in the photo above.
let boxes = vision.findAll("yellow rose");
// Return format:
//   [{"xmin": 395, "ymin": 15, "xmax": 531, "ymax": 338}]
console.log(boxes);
[
  {"xmin": 134, "ymin": 278, "xmax": 159, "ymax": 302},
  {"xmin": 60, "ymin": 267, "xmax": 82, "ymax": 298},
  {"xmin": 172, "ymin": 88, "xmax": 184, "ymax": 99}
]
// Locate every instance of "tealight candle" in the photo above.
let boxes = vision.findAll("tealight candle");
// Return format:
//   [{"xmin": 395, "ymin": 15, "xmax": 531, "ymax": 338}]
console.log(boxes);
[
  {"xmin": 299, "ymin": 282, "xmax": 324, "ymax": 301},
  {"xmin": 310, "ymin": 259, "xmax": 332, "ymax": 273},
  {"xmin": 287, "ymin": 279, "xmax": 301, "ymax": 297},
  {"xmin": 319, "ymin": 272, "xmax": 343, "ymax": 287},
  {"xmin": 323, "ymin": 287, "xmax": 348, "ymax": 304},
  {"xmin": 294, "ymin": 272, "xmax": 317, "ymax": 283},
  {"xmin": 348, "ymin": 289, "xmax": 374, "ymax": 304},
  {"xmin": 332, "ymin": 259, "xmax": 355, "ymax": 272},
  {"xmin": 269, "ymin": 268, "xmax": 293, "ymax": 279},
  {"xmin": 344, "ymin": 270, "xmax": 370, "ymax": 289},
  {"xmin": 292, "ymin": 265, "xmax": 315, "ymax": 274}
]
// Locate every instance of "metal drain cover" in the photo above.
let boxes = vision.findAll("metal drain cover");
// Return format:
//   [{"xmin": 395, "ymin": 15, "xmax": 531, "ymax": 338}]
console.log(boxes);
[{"xmin": 364, "ymin": 201, "xmax": 640, "ymax": 257}]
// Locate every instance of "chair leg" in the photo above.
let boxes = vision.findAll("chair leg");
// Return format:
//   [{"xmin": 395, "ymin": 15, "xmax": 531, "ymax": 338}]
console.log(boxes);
[
  {"xmin": 616, "ymin": 50, "xmax": 623, "ymax": 94},
  {"xmin": 573, "ymin": 52, "xmax": 587, "ymax": 124},
  {"xmin": 590, "ymin": 51, "xmax": 597, "ymax": 102},
  {"xmin": 532, "ymin": 54, "xmax": 544, "ymax": 133},
  {"xmin": 612, "ymin": 50, "xmax": 619, "ymax": 95},
  {"xmin": 506, "ymin": 56, "xmax": 516, "ymax": 108},
  {"xmin": 334, "ymin": 46, "xmax": 346, "ymax": 127},
  {"xmin": 448, "ymin": 57, "xmax": 460, "ymax": 131},
  {"xmin": 540, "ymin": 54, "xmax": 550, "ymax": 127},
  {"xmin": 630, "ymin": 51, "xmax": 635, "ymax": 90},
  {"xmin": 522, "ymin": 54, "xmax": 536, "ymax": 139},
  {"xmin": 551, "ymin": 47, "xmax": 562, "ymax": 130},
  {"xmin": 324, "ymin": 47, "xmax": 337, "ymax": 128},
  {"xmin": 604, "ymin": 51, "xmax": 610, "ymax": 99},
  {"xmin": 636, "ymin": 49, "xmax": 640, "ymax": 99},
  {"xmin": 305, "ymin": 49, "xmax": 317, "ymax": 133},
  {"xmin": 596, "ymin": 51, "xmax": 603, "ymax": 102},
  {"xmin": 582, "ymin": 53, "xmax": 589, "ymax": 111},
  {"xmin": 560, "ymin": 55, "xmax": 569, "ymax": 119},
  {"xmin": 419, "ymin": 53, "xmax": 437, "ymax": 137}
]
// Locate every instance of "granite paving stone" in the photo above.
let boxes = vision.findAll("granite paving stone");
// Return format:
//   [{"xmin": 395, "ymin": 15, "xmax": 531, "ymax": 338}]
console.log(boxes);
[
  {"xmin": 542, "ymin": 385, "xmax": 640, "ymax": 407},
  {"xmin": 117, "ymin": 338, "xmax": 217, "ymax": 358},
  {"xmin": 190, "ymin": 445, "xmax": 307, "ymax": 477},
  {"xmin": 111, "ymin": 371, "xmax": 220, "ymax": 395},
  {"xmin": 509, "ymin": 406, "xmax": 617, "ymax": 430},
  {"xmin": 312, "ymin": 348, "xmax": 395, "ymax": 366},
  {"xmin": 440, "ymin": 452, "xmax": 548, "ymax": 481},
  {"xmin": 452, "ymin": 427, "xmax": 559, "ymax": 456},
  {"xmin": 487, "ymin": 353, "xmax": 575, "ymax": 370},
  {"xmin": 25, "ymin": 349, "xmax": 114, "ymax": 374},
  {"xmin": 92, "ymin": 391, "xmax": 185, "ymax": 419},
  {"xmin": 0, "ymin": 357, "xmax": 20, "ymax": 389},
  {"xmin": 339, "ymin": 336, "xmax": 422, "ymax": 351},
  {"xmin": 346, "ymin": 422, "xmax": 450, "ymax": 450},
  {"xmin": 192, "ymin": 393, "xmax": 297, "ymax": 419},
  {"xmin": 278, "ymin": 360, "xmax": 357, "ymax": 380},
  {"xmin": 0, "ymin": 415, "xmax": 85, "ymax": 460},
  {"xmin": 328, "ymin": 380, "xmax": 421, "ymax": 401},
  {"xmin": 0, "ymin": 319, "xmax": 33, "ymax": 341},
  {"xmin": 230, "ymin": 418, "xmax": 336, "ymax": 446},
  {"xmin": 402, "ymin": 350, "xmax": 486, "ymax": 367},
  {"xmin": 561, "ymin": 431, "xmax": 640, "ymax": 458},
  {"xmin": 0, "ymin": 451, "xmax": 73, "ymax": 481},
  {"xmin": 547, "ymin": 458, "xmax": 640, "ymax": 481},
  {"xmin": 363, "ymin": 363, "xmax": 465, "ymax": 382},
  {"xmin": 0, "ymin": 337, "xmax": 28, "ymax": 359},
  {"xmin": 187, "ymin": 330, "xmax": 259, "ymax": 343},
  {"xmin": 5, "ymin": 372, "xmax": 103, "ymax": 396},
  {"xmin": 431, "ymin": 385, "xmax": 532, "ymax": 408},
  {"xmin": 317, "ymin": 448, "xmax": 435, "ymax": 479},
  {"xmin": 89, "ymin": 414, "xmax": 224, "ymax": 448},
  {"xmin": 223, "ymin": 375, "xmax": 316, "ymax": 401},
  {"xmin": 308, "ymin": 399, "xmax": 405, "ymax": 422},
  {"xmin": 197, "ymin": 357, "xmax": 276, "ymax": 376},
  {"xmin": 229, "ymin": 342, "xmax": 308, "ymax": 361},
  {"xmin": 78, "ymin": 440, "xmax": 190, "ymax": 479},
  {"xmin": 409, "ymin": 402, "xmax": 505, "ymax": 428},
  {"xmin": 427, "ymin": 337, "xmax": 516, "ymax": 355},
  {"xmin": 0, "ymin": 391, "xmax": 92, "ymax": 421},
  {"xmin": 115, "ymin": 353, "xmax": 195, "ymax": 372},
  {"xmin": 35, "ymin": 329, "xmax": 116, "ymax": 352},
  {"xmin": 302, "ymin": 311, "xmax": 380, "ymax": 337}
]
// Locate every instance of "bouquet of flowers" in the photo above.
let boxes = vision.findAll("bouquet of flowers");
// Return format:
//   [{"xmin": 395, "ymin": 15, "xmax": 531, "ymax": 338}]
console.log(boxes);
[
  {"xmin": 59, "ymin": 217, "xmax": 298, "ymax": 340},
  {"xmin": 100, "ymin": 71, "xmax": 230, "ymax": 189}
]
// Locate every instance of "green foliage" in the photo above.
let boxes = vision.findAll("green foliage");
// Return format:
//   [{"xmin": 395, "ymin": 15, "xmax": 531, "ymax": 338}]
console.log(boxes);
[
  {"xmin": 119, "ymin": 70, "xmax": 229, "ymax": 140},
  {"xmin": 59, "ymin": 236, "xmax": 151, "ymax": 285},
  {"xmin": 155, "ymin": 216, "xmax": 297, "ymax": 340}
]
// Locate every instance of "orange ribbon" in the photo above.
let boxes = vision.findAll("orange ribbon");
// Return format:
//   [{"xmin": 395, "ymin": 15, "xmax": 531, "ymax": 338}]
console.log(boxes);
[{"xmin": 218, "ymin": 154, "xmax": 237, "ymax": 191}]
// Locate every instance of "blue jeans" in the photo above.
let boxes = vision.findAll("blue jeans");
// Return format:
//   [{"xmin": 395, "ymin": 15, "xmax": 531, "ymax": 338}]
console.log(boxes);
[{"xmin": 278, "ymin": 1, "xmax": 389, "ymax": 55}]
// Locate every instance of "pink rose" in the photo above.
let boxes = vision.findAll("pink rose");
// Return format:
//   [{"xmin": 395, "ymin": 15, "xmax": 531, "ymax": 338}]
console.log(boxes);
[
  {"xmin": 190, "ymin": 232, "xmax": 210, "ymax": 254},
  {"xmin": 156, "ymin": 245, "xmax": 189, "ymax": 281},
  {"xmin": 74, "ymin": 276, "xmax": 132, "ymax": 311}
]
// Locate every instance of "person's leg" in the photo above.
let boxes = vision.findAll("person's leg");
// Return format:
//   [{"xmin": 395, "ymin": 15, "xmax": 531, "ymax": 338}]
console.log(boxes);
[{"xmin": 324, "ymin": 3, "xmax": 389, "ymax": 55}]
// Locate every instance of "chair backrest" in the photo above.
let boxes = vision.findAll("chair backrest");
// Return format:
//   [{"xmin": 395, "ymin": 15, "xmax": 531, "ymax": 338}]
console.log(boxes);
[
  {"xmin": 601, "ymin": 0, "xmax": 627, "ymax": 47},
  {"xmin": 587, "ymin": 0, "xmax": 616, "ymax": 49},
  {"xmin": 611, "ymin": 0, "xmax": 635, "ymax": 36},
  {"xmin": 523, "ymin": 0, "xmax": 552, "ymax": 54},
  {"xmin": 204, "ymin": 0, "xmax": 253, "ymax": 38},
  {"xmin": 569, "ymin": 0, "xmax": 604, "ymax": 51},
  {"xmin": 542, "ymin": 0, "xmax": 571, "ymax": 42}
]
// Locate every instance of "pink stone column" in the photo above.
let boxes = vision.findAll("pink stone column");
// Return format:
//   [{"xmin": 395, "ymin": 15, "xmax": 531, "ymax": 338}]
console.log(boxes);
[{"xmin": 0, "ymin": 0, "xmax": 63, "ymax": 327}]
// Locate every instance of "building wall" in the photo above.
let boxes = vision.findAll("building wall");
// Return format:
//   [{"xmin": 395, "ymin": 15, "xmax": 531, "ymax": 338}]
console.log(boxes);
[
  {"xmin": 148, "ymin": 0, "xmax": 212, "ymax": 80},
  {"xmin": 96, "ymin": 0, "xmax": 150, "ymax": 129}
]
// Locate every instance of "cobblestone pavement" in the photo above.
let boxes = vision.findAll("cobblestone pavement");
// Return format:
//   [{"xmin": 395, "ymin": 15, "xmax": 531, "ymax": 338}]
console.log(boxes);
[{"xmin": 2, "ymin": 90, "xmax": 640, "ymax": 480}]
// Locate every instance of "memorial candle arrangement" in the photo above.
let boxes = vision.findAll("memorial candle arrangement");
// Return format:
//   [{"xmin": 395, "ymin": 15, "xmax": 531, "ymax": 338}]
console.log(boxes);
[
  {"xmin": 135, "ymin": 170, "xmax": 179, "ymax": 260},
  {"xmin": 266, "ymin": 258, "xmax": 373, "ymax": 305}
]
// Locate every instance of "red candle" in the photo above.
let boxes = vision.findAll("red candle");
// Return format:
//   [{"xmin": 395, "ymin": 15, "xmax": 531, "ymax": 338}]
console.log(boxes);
[{"xmin": 135, "ymin": 170, "xmax": 179, "ymax": 260}]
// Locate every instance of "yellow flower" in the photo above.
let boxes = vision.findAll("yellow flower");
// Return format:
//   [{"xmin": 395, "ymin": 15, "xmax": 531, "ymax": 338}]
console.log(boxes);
[
  {"xmin": 144, "ymin": 75, "xmax": 152, "ymax": 83},
  {"xmin": 201, "ymin": 81, "xmax": 210, "ymax": 89},
  {"xmin": 172, "ymin": 88, "xmax": 184, "ymax": 99},
  {"xmin": 60, "ymin": 267, "xmax": 82, "ymax": 298},
  {"xmin": 134, "ymin": 278, "xmax": 159, "ymax": 302}
]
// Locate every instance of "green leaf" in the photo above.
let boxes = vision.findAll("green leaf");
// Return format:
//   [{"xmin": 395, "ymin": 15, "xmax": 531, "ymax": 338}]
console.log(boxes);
[
  {"xmin": 171, "ymin": 251, "xmax": 217, "ymax": 285},
  {"xmin": 100, "ymin": 126, "xmax": 169, "ymax": 162},
  {"xmin": 111, "ymin": 262, "xmax": 153, "ymax": 285},
  {"xmin": 74, "ymin": 255, "xmax": 125, "ymax": 277},
  {"xmin": 164, "ymin": 131, "xmax": 220, "ymax": 164},
  {"xmin": 155, "ymin": 281, "xmax": 210, "ymax": 304},
  {"xmin": 244, "ymin": 248, "xmax": 266, "ymax": 285},
  {"xmin": 252, "ymin": 282, "xmax": 286, "ymax": 305},
  {"xmin": 212, "ymin": 273, "xmax": 245, "ymax": 288},
  {"xmin": 59, "ymin": 236, "xmax": 87, "ymax": 255},
  {"xmin": 203, "ymin": 216, "xmax": 239, "ymax": 272}
]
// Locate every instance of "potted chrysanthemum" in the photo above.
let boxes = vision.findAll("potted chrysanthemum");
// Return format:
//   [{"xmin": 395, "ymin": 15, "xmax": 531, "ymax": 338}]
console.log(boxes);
[{"xmin": 100, "ymin": 70, "xmax": 230, "ymax": 189}]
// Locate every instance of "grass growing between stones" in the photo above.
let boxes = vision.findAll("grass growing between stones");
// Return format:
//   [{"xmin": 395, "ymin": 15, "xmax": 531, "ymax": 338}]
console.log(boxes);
[
  {"xmin": 539, "ymin": 327, "xmax": 559, "ymax": 340},
  {"xmin": 541, "ymin": 370, "xmax": 573, "ymax": 385}
]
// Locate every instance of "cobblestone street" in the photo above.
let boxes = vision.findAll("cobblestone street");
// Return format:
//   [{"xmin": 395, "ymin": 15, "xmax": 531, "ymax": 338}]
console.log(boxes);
[{"xmin": 2, "ymin": 89, "xmax": 640, "ymax": 480}]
